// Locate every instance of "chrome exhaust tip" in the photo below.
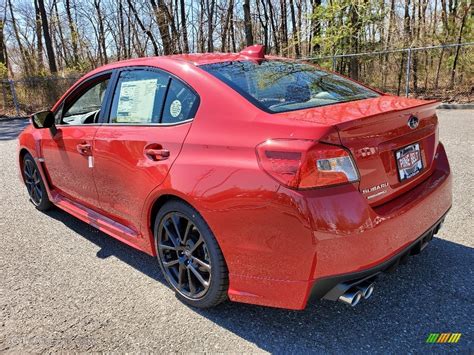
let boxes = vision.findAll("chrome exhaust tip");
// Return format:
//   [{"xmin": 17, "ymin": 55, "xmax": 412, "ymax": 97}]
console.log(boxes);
[
  {"xmin": 338, "ymin": 289, "xmax": 363, "ymax": 307},
  {"xmin": 357, "ymin": 283, "xmax": 375, "ymax": 299}
]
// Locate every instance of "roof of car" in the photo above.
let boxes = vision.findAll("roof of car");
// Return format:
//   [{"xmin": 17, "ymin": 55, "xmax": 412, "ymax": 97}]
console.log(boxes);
[
  {"xmin": 98, "ymin": 45, "xmax": 274, "ymax": 68},
  {"xmin": 72, "ymin": 45, "xmax": 282, "ymax": 92}
]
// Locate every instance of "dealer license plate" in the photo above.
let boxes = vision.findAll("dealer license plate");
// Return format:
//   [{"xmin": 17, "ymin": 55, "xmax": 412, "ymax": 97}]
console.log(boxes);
[{"xmin": 396, "ymin": 143, "xmax": 423, "ymax": 181}]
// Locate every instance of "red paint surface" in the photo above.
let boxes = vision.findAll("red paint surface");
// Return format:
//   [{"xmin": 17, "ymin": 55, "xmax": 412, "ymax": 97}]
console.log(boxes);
[{"xmin": 18, "ymin": 53, "xmax": 451, "ymax": 310}]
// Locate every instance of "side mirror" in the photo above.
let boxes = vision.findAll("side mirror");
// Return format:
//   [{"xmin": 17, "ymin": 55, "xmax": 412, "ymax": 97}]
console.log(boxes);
[
  {"xmin": 31, "ymin": 110, "xmax": 54, "ymax": 129},
  {"xmin": 31, "ymin": 110, "xmax": 57, "ymax": 135}
]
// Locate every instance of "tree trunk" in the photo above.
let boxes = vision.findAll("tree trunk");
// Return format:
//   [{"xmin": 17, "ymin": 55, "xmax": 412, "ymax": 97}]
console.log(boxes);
[
  {"xmin": 180, "ymin": 0, "xmax": 189, "ymax": 53},
  {"xmin": 54, "ymin": 0, "xmax": 70, "ymax": 68},
  {"xmin": 411, "ymin": 0, "xmax": 419, "ymax": 92},
  {"xmin": 279, "ymin": 0, "xmax": 288, "ymax": 55},
  {"xmin": 382, "ymin": 0, "xmax": 395, "ymax": 90},
  {"xmin": 118, "ymin": 1, "xmax": 125, "ymax": 59},
  {"xmin": 398, "ymin": 0, "xmax": 411, "ymax": 95},
  {"xmin": 268, "ymin": 1, "xmax": 279, "ymax": 54},
  {"xmin": 34, "ymin": 0, "xmax": 44, "ymax": 72},
  {"xmin": 296, "ymin": 0, "xmax": 303, "ymax": 55},
  {"xmin": 127, "ymin": 4, "xmax": 132, "ymax": 57},
  {"xmin": 37, "ymin": 0, "xmax": 58, "ymax": 73},
  {"xmin": 0, "ymin": 17, "xmax": 5, "ymax": 67},
  {"xmin": 256, "ymin": 0, "xmax": 269, "ymax": 51},
  {"xmin": 288, "ymin": 0, "xmax": 300, "ymax": 57},
  {"xmin": 434, "ymin": 48, "xmax": 444, "ymax": 89},
  {"xmin": 8, "ymin": 0, "xmax": 32, "ymax": 76},
  {"xmin": 229, "ymin": 3, "xmax": 236, "ymax": 52},
  {"xmin": 94, "ymin": 0, "xmax": 108, "ymax": 65},
  {"xmin": 206, "ymin": 0, "xmax": 216, "ymax": 51},
  {"xmin": 349, "ymin": 2, "xmax": 361, "ymax": 80},
  {"xmin": 150, "ymin": 0, "xmax": 174, "ymax": 55},
  {"xmin": 198, "ymin": 0, "xmax": 205, "ymax": 52},
  {"xmin": 311, "ymin": 0, "xmax": 321, "ymax": 55},
  {"xmin": 221, "ymin": 0, "xmax": 234, "ymax": 51},
  {"xmin": 0, "ymin": 16, "xmax": 7, "ymax": 78},
  {"xmin": 449, "ymin": 3, "xmax": 469, "ymax": 88},
  {"xmin": 243, "ymin": 0, "xmax": 254, "ymax": 46},
  {"xmin": 65, "ymin": 0, "xmax": 80, "ymax": 66}
]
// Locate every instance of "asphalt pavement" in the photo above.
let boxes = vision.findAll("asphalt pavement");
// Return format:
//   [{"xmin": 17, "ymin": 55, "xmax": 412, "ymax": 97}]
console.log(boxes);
[{"xmin": 0, "ymin": 110, "xmax": 472, "ymax": 353}]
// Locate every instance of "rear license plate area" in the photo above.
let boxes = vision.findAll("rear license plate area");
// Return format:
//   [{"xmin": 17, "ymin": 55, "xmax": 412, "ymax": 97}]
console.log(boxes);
[{"xmin": 396, "ymin": 143, "xmax": 423, "ymax": 181}]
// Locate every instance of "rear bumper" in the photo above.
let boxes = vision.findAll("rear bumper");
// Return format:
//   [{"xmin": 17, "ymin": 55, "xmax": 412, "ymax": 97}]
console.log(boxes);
[
  {"xmin": 308, "ymin": 209, "xmax": 449, "ymax": 302},
  {"xmin": 306, "ymin": 142, "xmax": 452, "ymax": 281},
  {"xmin": 227, "ymin": 142, "xmax": 451, "ymax": 310}
]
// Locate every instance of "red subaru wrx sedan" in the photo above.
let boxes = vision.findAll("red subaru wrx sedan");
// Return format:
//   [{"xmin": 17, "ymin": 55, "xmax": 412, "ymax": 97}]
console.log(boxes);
[{"xmin": 18, "ymin": 45, "xmax": 451, "ymax": 310}]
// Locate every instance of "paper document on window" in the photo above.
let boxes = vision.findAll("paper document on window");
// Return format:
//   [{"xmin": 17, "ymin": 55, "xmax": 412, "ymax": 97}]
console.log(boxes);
[{"xmin": 116, "ymin": 79, "xmax": 157, "ymax": 122}]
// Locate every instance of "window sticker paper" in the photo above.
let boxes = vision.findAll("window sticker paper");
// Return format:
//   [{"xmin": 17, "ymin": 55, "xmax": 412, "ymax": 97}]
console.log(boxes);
[{"xmin": 116, "ymin": 79, "xmax": 158, "ymax": 122}]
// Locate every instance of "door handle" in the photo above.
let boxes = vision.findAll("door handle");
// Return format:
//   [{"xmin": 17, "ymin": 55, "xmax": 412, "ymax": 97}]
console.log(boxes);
[
  {"xmin": 77, "ymin": 143, "xmax": 92, "ymax": 155},
  {"xmin": 145, "ymin": 148, "xmax": 170, "ymax": 161}
]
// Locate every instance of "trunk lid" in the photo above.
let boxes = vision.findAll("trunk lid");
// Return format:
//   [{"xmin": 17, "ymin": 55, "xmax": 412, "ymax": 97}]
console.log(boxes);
[{"xmin": 281, "ymin": 96, "xmax": 439, "ymax": 205}]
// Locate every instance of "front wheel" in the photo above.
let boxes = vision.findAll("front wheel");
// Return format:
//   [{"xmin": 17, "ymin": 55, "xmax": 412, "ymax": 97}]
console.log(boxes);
[
  {"xmin": 22, "ymin": 153, "xmax": 52, "ymax": 211},
  {"xmin": 154, "ymin": 200, "xmax": 228, "ymax": 308}
]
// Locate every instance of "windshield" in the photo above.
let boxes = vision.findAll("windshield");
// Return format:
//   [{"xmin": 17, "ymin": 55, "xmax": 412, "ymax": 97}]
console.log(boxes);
[{"xmin": 200, "ymin": 60, "xmax": 379, "ymax": 113}]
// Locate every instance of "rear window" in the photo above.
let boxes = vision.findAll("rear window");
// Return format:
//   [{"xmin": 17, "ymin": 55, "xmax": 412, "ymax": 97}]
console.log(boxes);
[{"xmin": 200, "ymin": 60, "xmax": 379, "ymax": 113}]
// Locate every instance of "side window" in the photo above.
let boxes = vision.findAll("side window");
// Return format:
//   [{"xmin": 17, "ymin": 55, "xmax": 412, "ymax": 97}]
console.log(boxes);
[
  {"xmin": 162, "ymin": 79, "xmax": 198, "ymax": 124},
  {"xmin": 109, "ymin": 70, "xmax": 169, "ymax": 124},
  {"xmin": 61, "ymin": 76, "xmax": 110, "ymax": 125}
]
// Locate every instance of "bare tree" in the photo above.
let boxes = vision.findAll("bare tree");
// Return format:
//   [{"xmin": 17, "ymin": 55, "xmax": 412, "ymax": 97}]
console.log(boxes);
[
  {"xmin": 127, "ymin": 0, "xmax": 160, "ymax": 56},
  {"xmin": 37, "ymin": 0, "xmax": 57, "ymax": 73},
  {"xmin": 34, "ymin": 0, "xmax": 44, "ymax": 72},
  {"xmin": 221, "ymin": 0, "xmax": 234, "ymax": 51},
  {"xmin": 243, "ymin": 0, "xmax": 254, "ymax": 46},
  {"xmin": 0, "ymin": 15, "xmax": 5, "ymax": 67},
  {"xmin": 180, "ymin": 0, "xmax": 189, "ymax": 52},
  {"xmin": 450, "ymin": 2, "xmax": 470, "ymax": 88},
  {"xmin": 279, "ymin": 0, "xmax": 288, "ymax": 54},
  {"xmin": 65, "ymin": 0, "xmax": 80, "ymax": 66},
  {"xmin": 289, "ymin": 0, "xmax": 300, "ymax": 57}
]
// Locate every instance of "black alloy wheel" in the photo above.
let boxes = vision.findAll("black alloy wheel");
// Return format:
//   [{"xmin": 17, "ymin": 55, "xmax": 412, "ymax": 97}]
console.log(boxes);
[
  {"xmin": 154, "ymin": 201, "xmax": 228, "ymax": 308},
  {"xmin": 23, "ymin": 153, "xmax": 52, "ymax": 211},
  {"xmin": 158, "ymin": 211, "xmax": 211, "ymax": 299}
]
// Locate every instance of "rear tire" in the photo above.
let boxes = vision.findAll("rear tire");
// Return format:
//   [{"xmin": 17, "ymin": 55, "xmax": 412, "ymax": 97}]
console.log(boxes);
[
  {"xmin": 22, "ymin": 153, "xmax": 52, "ymax": 211},
  {"xmin": 154, "ymin": 200, "xmax": 228, "ymax": 308}
]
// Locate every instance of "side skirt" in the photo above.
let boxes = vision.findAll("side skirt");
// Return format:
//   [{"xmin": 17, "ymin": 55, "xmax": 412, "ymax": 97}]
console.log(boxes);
[{"xmin": 51, "ymin": 191, "xmax": 151, "ymax": 254}]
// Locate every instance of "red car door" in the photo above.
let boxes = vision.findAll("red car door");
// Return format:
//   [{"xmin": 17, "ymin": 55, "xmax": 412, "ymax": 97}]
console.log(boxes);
[
  {"xmin": 41, "ymin": 73, "xmax": 112, "ymax": 207},
  {"xmin": 93, "ymin": 68, "xmax": 199, "ymax": 231}
]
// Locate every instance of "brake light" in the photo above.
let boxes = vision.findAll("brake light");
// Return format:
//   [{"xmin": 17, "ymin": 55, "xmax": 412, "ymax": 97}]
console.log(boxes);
[{"xmin": 256, "ymin": 139, "xmax": 359, "ymax": 189}]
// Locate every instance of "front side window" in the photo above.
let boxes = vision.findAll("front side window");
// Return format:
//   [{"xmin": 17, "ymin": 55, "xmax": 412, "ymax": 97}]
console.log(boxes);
[
  {"xmin": 61, "ymin": 76, "xmax": 110, "ymax": 124},
  {"xmin": 200, "ymin": 60, "xmax": 379, "ymax": 113}
]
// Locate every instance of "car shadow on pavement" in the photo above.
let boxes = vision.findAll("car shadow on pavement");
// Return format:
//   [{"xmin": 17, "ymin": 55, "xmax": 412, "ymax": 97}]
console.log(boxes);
[
  {"xmin": 44, "ymin": 208, "xmax": 167, "ymax": 284},
  {"xmin": 44, "ymin": 207, "xmax": 473, "ymax": 353}
]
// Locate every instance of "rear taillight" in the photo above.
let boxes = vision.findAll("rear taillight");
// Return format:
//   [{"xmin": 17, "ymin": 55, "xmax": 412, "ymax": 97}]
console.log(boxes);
[{"xmin": 256, "ymin": 139, "xmax": 359, "ymax": 189}]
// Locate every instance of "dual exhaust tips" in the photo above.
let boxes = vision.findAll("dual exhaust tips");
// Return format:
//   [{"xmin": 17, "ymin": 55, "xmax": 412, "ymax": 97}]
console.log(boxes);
[{"xmin": 338, "ymin": 282, "xmax": 375, "ymax": 307}]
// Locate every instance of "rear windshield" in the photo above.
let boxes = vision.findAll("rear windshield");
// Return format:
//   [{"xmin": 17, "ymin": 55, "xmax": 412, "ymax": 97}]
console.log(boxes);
[{"xmin": 200, "ymin": 60, "xmax": 379, "ymax": 113}]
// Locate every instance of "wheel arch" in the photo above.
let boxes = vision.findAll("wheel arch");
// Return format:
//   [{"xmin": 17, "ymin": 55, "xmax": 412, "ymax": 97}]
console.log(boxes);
[
  {"xmin": 149, "ymin": 194, "xmax": 186, "ymax": 231},
  {"xmin": 18, "ymin": 145, "xmax": 54, "ymax": 201},
  {"xmin": 146, "ymin": 191, "xmax": 224, "ymax": 259},
  {"xmin": 147, "ymin": 193, "xmax": 200, "ymax": 253},
  {"xmin": 18, "ymin": 147, "xmax": 33, "ymax": 179}
]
